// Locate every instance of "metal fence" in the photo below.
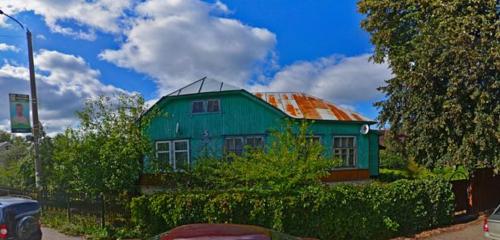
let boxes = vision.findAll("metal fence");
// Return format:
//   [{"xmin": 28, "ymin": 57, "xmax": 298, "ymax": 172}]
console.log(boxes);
[{"xmin": 0, "ymin": 186, "xmax": 130, "ymax": 228}]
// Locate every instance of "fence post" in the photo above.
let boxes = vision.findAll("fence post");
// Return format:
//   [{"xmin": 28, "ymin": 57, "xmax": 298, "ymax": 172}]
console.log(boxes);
[
  {"xmin": 66, "ymin": 193, "xmax": 71, "ymax": 223},
  {"xmin": 100, "ymin": 193, "xmax": 105, "ymax": 228}
]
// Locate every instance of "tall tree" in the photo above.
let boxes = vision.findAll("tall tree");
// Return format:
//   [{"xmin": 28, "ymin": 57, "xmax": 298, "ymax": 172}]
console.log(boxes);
[
  {"xmin": 358, "ymin": 0, "xmax": 499, "ymax": 170},
  {"xmin": 51, "ymin": 94, "xmax": 153, "ymax": 195}
]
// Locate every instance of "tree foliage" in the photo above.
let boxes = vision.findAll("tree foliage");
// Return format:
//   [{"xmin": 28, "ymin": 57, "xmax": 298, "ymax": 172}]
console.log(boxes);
[
  {"xmin": 183, "ymin": 121, "xmax": 339, "ymax": 191},
  {"xmin": 48, "ymin": 94, "xmax": 152, "ymax": 194},
  {"xmin": 359, "ymin": 0, "xmax": 499, "ymax": 170},
  {"xmin": 0, "ymin": 136, "xmax": 30, "ymax": 187}
]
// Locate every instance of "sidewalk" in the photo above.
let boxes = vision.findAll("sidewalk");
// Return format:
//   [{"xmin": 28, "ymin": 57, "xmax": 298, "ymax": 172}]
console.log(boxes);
[
  {"xmin": 42, "ymin": 227, "xmax": 84, "ymax": 240},
  {"xmin": 392, "ymin": 216, "xmax": 486, "ymax": 240}
]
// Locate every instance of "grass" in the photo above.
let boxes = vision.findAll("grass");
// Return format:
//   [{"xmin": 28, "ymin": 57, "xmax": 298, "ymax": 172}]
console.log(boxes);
[{"xmin": 41, "ymin": 208, "xmax": 141, "ymax": 240}]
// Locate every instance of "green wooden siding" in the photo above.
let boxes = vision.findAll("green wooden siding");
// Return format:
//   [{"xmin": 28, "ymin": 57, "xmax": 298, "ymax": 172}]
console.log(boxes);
[{"xmin": 144, "ymin": 90, "xmax": 379, "ymax": 175}]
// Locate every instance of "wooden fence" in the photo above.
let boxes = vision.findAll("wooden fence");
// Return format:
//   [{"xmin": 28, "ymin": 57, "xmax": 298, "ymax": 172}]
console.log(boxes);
[{"xmin": 451, "ymin": 168, "xmax": 500, "ymax": 215}]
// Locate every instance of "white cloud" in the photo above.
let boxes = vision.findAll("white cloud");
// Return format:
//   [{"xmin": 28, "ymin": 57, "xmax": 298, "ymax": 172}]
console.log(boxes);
[
  {"xmin": 251, "ymin": 54, "xmax": 393, "ymax": 105},
  {"xmin": 0, "ymin": 50, "xmax": 129, "ymax": 134},
  {"xmin": 0, "ymin": 43, "xmax": 19, "ymax": 52},
  {"xmin": 100, "ymin": 0, "xmax": 276, "ymax": 96},
  {"xmin": 0, "ymin": 0, "xmax": 133, "ymax": 40}
]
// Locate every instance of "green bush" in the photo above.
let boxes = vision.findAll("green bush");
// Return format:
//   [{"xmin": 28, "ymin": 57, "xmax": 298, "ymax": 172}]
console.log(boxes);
[
  {"xmin": 378, "ymin": 168, "xmax": 411, "ymax": 182},
  {"xmin": 131, "ymin": 178, "xmax": 454, "ymax": 239}
]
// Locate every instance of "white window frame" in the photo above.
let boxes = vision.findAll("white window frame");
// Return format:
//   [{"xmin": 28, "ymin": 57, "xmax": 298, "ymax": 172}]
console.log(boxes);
[
  {"xmin": 245, "ymin": 135, "xmax": 265, "ymax": 149},
  {"xmin": 191, "ymin": 100, "xmax": 206, "ymax": 114},
  {"xmin": 332, "ymin": 136, "xmax": 357, "ymax": 168},
  {"xmin": 207, "ymin": 99, "xmax": 221, "ymax": 113},
  {"xmin": 224, "ymin": 136, "xmax": 245, "ymax": 156},
  {"xmin": 192, "ymin": 99, "xmax": 221, "ymax": 114},
  {"xmin": 173, "ymin": 140, "xmax": 190, "ymax": 171},
  {"xmin": 155, "ymin": 141, "xmax": 170, "ymax": 164},
  {"xmin": 155, "ymin": 140, "xmax": 190, "ymax": 171}
]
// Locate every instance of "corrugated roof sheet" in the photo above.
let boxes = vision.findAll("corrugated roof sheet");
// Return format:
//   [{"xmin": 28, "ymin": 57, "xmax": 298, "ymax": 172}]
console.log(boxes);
[
  {"xmin": 254, "ymin": 92, "xmax": 372, "ymax": 122},
  {"xmin": 162, "ymin": 78, "xmax": 372, "ymax": 122}
]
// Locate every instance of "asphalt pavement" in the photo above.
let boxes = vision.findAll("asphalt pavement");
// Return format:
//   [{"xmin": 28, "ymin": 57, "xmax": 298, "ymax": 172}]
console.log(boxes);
[{"xmin": 41, "ymin": 227, "xmax": 83, "ymax": 240}]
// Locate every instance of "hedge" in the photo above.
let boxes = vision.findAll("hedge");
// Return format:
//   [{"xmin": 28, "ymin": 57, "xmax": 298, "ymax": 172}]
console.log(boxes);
[
  {"xmin": 131, "ymin": 178, "xmax": 454, "ymax": 239},
  {"xmin": 378, "ymin": 168, "xmax": 411, "ymax": 182}
]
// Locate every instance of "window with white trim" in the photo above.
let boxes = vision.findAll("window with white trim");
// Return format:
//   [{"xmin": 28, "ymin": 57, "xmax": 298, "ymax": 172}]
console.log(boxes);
[
  {"xmin": 156, "ymin": 141, "xmax": 170, "ymax": 164},
  {"xmin": 207, "ymin": 99, "xmax": 220, "ymax": 113},
  {"xmin": 192, "ymin": 101, "xmax": 205, "ymax": 113},
  {"xmin": 333, "ymin": 136, "xmax": 356, "ymax": 167},
  {"xmin": 224, "ymin": 137, "xmax": 244, "ymax": 156},
  {"xmin": 245, "ymin": 136, "xmax": 264, "ymax": 149},
  {"xmin": 191, "ymin": 99, "xmax": 220, "ymax": 113},
  {"xmin": 224, "ymin": 135, "xmax": 265, "ymax": 156},
  {"xmin": 155, "ymin": 140, "xmax": 190, "ymax": 170}
]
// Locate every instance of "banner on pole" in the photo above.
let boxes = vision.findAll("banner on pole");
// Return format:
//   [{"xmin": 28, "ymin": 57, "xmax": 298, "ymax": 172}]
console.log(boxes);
[{"xmin": 9, "ymin": 93, "xmax": 31, "ymax": 133}]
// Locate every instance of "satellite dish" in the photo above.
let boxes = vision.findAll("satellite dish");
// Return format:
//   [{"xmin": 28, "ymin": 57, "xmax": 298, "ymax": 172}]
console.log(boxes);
[{"xmin": 360, "ymin": 124, "xmax": 370, "ymax": 135}]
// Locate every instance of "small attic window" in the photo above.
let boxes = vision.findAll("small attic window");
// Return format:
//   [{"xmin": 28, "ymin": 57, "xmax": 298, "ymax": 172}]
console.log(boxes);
[
  {"xmin": 192, "ymin": 99, "xmax": 220, "ymax": 114},
  {"xmin": 207, "ymin": 99, "xmax": 220, "ymax": 113},
  {"xmin": 192, "ymin": 101, "xmax": 205, "ymax": 113}
]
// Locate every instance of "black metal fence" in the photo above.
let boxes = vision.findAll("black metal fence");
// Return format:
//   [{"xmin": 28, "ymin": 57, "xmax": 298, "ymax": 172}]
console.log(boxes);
[{"xmin": 0, "ymin": 186, "xmax": 130, "ymax": 228}]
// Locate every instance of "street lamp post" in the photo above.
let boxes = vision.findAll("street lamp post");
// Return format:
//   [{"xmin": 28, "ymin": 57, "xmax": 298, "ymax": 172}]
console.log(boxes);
[{"xmin": 0, "ymin": 10, "xmax": 42, "ymax": 189}]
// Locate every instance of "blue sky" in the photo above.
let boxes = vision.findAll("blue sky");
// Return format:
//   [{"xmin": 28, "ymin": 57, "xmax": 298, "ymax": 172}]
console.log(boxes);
[{"xmin": 0, "ymin": 0, "xmax": 391, "ymax": 133}]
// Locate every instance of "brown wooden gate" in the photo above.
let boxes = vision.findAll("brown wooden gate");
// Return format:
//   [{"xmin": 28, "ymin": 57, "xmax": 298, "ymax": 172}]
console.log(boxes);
[{"xmin": 451, "ymin": 168, "xmax": 500, "ymax": 214}]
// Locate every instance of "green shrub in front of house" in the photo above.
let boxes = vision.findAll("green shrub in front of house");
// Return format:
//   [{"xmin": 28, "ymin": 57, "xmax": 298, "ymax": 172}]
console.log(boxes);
[{"xmin": 131, "ymin": 178, "xmax": 454, "ymax": 240}]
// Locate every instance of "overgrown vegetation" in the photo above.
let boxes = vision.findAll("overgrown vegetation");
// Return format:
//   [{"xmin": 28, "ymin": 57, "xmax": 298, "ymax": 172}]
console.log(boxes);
[
  {"xmin": 41, "ymin": 209, "xmax": 141, "ymax": 240},
  {"xmin": 147, "ymin": 121, "xmax": 339, "ymax": 192},
  {"xmin": 131, "ymin": 178, "xmax": 454, "ymax": 240}
]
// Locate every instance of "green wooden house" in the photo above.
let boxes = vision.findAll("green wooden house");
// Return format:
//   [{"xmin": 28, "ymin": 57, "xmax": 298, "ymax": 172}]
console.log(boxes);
[{"xmin": 142, "ymin": 77, "xmax": 379, "ymax": 183}]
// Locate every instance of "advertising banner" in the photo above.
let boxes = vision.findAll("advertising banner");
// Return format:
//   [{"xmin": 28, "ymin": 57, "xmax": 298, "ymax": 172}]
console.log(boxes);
[{"xmin": 9, "ymin": 93, "xmax": 31, "ymax": 133}]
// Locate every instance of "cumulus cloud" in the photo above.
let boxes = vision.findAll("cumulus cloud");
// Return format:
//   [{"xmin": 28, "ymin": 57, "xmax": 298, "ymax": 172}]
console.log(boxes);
[
  {"xmin": 0, "ymin": 43, "xmax": 19, "ymax": 52},
  {"xmin": 0, "ymin": 0, "xmax": 133, "ymax": 40},
  {"xmin": 251, "ymin": 54, "xmax": 393, "ymax": 105},
  {"xmin": 100, "ymin": 0, "xmax": 276, "ymax": 96},
  {"xmin": 0, "ymin": 50, "xmax": 128, "ymax": 134}
]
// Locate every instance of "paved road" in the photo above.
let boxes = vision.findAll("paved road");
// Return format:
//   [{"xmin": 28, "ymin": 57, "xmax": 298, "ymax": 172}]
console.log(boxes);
[
  {"xmin": 425, "ymin": 219, "xmax": 487, "ymax": 240},
  {"xmin": 42, "ymin": 227, "xmax": 83, "ymax": 240}
]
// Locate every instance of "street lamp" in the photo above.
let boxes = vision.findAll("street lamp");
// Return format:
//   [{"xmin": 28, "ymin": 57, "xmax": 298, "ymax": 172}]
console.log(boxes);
[{"xmin": 0, "ymin": 9, "xmax": 42, "ymax": 189}]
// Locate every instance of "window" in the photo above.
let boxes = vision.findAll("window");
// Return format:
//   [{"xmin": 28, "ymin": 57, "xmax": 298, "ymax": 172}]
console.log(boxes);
[
  {"xmin": 207, "ymin": 99, "xmax": 220, "ymax": 112},
  {"xmin": 155, "ymin": 140, "xmax": 190, "ymax": 171},
  {"xmin": 156, "ymin": 141, "xmax": 170, "ymax": 164},
  {"xmin": 333, "ymin": 136, "xmax": 356, "ymax": 167},
  {"xmin": 245, "ymin": 136, "xmax": 264, "ymax": 149},
  {"xmin": 173, "ymin": 140, "xmax": 189, "ymax": 170},
  {"xmin": 224, "ymin": 137, "xmax": 244, "ymax": 156},
  {"xmin": 192, "ymin": 99, "xmax": 220, "ymax": 113},
  {"xmin": 225, "ymin": 135, "xmax": 265, "ymax": 156},
  {"xmin": 192, "ymin": 101, "xmax": 205, "ymax": 113}
]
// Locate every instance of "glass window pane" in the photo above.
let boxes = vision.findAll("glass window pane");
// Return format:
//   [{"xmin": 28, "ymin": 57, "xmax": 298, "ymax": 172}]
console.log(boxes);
[
  {"xmin": 235, "ymin": 138, "xmax": 243, "ymax": 155},
  {"xmin": 157, "ymin": 142, "xmax": 169, "ymax": 151},
  {"xmin": 175, "ymin": 152, "xmax": 188, "ymax": 170},
  {"xmin": 175, "ymin": 141, "xmax": 188, "ymax": 151},
  {"xmin": 158, "ymin": 152, "xmax": 169, "ymax": 163},
  {"xmin": 333, "ymin": 138, "xmax": 339, "ymax": 148},
  {"xmin": 224, "ymin": 138, "xmax": 231, "ymax": 152},
  {"xmin": 192, "ymin": 101, "xmax": 205, "ymax": 113},
  {"xmin": 347, "ymin": 137, "xmax": 354, "ymax": 147},
  {"xmin": 207, "ymin": 100, "xmax": 220, "ymax": 112}
]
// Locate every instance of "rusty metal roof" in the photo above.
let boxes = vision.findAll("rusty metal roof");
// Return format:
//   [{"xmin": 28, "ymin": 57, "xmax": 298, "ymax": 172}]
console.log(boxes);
[{"xmin": 254, "ymin": 92, "xmax": 372, "ymax": 122}]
